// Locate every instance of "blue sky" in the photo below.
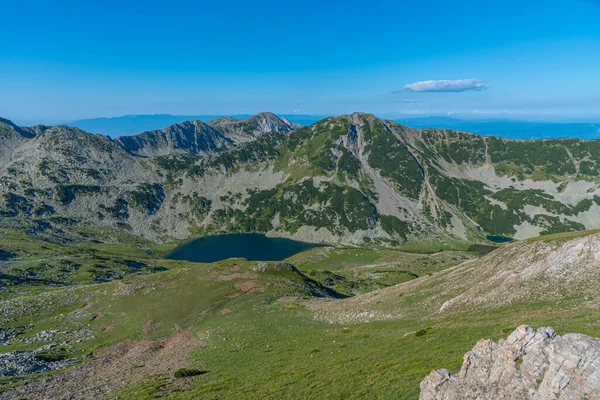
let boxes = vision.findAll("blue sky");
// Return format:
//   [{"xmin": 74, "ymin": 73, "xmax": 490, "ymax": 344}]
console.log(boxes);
[{"xmin": 2, "ymin": 0, "xmax": 600, "ymax": 124}]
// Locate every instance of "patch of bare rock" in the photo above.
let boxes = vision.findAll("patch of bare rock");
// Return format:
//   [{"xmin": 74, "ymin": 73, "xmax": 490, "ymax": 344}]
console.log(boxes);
[
  {"xmin": 420, "ymin": 325, "xmax": 600, "ymax": 399},
  {"xmin": 0, "ymin": 330, "xmax": 201, "ymax": 400}
]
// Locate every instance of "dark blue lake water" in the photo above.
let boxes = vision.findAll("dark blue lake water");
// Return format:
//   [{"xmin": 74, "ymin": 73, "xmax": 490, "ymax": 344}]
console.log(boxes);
[
  {"xmin": 486, "ymin": 235, "xmax": 513, "ymax": 243},
  {"xmin": 164, "ymin": 233, "xmax": 324, "ymax": 263}
]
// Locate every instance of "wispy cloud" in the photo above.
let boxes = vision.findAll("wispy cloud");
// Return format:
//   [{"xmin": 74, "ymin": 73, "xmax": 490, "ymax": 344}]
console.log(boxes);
[
  {"xmin": 402, "ymin": 109, "xmax": 427, "ymax": 115},
  {"xmin": 399, "ymin": 79, "xmax": 490, "ymax": 93},
  {"xmin": 391, "ymin": 98, "xmax": 424, "ymax": 104}
]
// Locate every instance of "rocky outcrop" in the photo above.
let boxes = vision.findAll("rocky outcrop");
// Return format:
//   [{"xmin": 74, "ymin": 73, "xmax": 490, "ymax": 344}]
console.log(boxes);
[
  {"xmin": 0, "ymin": 345, "xmax": 82, "ymax": 377},
  {"xmin": 207, "ymin": 112, "xmax": 299, "ymax": 142},
  {"xmin": 420, "ymin": 325, "xmax": 600, "ymax": 399},
  {"xmin": 0, "ymin": 117, "xmax": 44, "ymax": 140},
  {"xmin": 0, "ymin": 118, "xmax": 49, "ymax": 171}
]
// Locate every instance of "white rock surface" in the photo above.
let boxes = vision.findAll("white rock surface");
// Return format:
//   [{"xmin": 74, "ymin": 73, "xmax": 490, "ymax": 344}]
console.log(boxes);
[{"xmin": 420, "ymin": 325, "xmax": 600, "ymax": 400}]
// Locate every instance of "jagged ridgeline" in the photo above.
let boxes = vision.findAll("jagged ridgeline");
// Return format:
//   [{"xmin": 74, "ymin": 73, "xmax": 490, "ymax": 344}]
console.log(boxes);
[{"xmin": 1, "ymin": 112, "xmax": 600, "ymax": 247}]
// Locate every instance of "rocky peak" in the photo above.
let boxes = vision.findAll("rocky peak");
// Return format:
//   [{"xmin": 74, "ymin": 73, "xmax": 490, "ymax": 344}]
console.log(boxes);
[
  {"xmin": 0, "ymin": 117, "xmax": 19, "ymax": 130},
  {"xmin": 12, "ymin": 125, "xmax": 131, "ymax": 172},
  {"xmin": 207, "ymin": 112, "xmax": 299, "ymax": 142},
  {"xmin": 254, "ymin": 112, "xmax": 300, "ymax": 133},
  {"xmin": 420, "ymin": 325, "xmax": 600, "ymax": 399},
  {"xmin": 34, "ymin": 126, "xmax": 116, "ymax": 151},
  {"xmin": 0, "ymin": 118, "xmax": 40, "ymax": 140},
  {"xmin": 115, "ymin": 120, "xmax": 233, "ymax": 157}
]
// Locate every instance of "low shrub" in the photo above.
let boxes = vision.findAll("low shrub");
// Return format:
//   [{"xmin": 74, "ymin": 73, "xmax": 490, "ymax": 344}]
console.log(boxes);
[{"xmin": 174, "ymin": 368, "xmax": 207, "ymax": 378}]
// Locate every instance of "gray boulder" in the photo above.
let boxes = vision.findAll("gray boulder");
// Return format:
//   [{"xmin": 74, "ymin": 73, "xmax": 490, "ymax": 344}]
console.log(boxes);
[{"xmin": 420, "ymin": 325, "xmax": 600, "ymax": 399}]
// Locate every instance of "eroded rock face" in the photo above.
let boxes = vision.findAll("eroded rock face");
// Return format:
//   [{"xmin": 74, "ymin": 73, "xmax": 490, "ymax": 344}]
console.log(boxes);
[{"xmin": 420, "ymin": 325, "xmax": 600, "ymax": 400}]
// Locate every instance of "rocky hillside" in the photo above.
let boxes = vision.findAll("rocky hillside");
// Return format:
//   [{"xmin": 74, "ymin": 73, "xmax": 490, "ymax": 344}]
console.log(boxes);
[
  {"xmin": 420, "ymin": 325, "xmax": 600, "ymax": 399},
  {"xmin": 115, "ymin": 120, "xmax": 233, "ymax": 157},
  {"xmin": 2, "ymin": 112, "xmax": 600, "ymax": 246},
  {"xmin": 315, "ymin": 230, "xmax": 600, "ymax": 323}
]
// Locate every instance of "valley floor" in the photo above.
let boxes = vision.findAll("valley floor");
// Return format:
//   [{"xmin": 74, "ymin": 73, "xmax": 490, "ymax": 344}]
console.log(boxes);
[{"xmin": 1, "ymin": 229, "xmax": 599, "ymax": 399}]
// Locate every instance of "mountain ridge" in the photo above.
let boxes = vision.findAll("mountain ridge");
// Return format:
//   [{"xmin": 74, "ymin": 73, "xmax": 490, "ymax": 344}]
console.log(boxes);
[
  {"xmin": 53, "ymin": 113, "xmax": 600, "ymax": 139},
  {"xmin": 2, "ymin": 112, "xmax": 600, "ymax": 247},
  {"xmin": 61, "ymin": 113, "xmax": 321, "ymax": 137},
  {"xmin": 115, "ymin": 120, "xmax": 233, "ymax": 157}
]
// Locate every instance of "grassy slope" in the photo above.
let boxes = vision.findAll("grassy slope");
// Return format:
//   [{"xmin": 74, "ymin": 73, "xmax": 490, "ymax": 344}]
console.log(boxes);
[{"xmin": 2, "ymin": 231, "xmax": 599, "ymax": 399}]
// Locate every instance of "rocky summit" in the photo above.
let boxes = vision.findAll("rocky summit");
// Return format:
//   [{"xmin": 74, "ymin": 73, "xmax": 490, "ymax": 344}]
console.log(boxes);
[{"xmin": 420, "ymin": 325, "xmax": 600, "ymax": 399}]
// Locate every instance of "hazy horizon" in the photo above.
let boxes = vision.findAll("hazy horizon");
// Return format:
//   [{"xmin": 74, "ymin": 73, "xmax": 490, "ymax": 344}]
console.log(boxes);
[{"xmin": 7, "ymin": 111, "xmax": 600, "ymax": 128}]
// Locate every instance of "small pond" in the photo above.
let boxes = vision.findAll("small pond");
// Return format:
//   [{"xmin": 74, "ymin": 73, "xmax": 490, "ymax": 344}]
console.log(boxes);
[{"xmin": 486, "ymin": 235, "xmax": 514, "ymax": 243}]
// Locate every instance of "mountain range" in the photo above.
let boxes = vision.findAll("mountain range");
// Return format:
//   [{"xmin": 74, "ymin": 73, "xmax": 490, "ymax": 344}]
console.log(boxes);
[
  {"xmin": 395, "ymin": 116, "xmax": 600, "ymax": 140},
  {"xmin": 2, "ymin": 111, "xmax": 600, "ymax": 248},
  {"xmin": 64, "ymin": 114, "xmax": 322, "ymax": 137},
  {"xmin": 61, "ymin": 114, "xmax": 600, "ymax": 140}
]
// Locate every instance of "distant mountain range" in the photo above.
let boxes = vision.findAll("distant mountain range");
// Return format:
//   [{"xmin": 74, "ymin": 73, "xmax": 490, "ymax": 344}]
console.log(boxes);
[
  {"xmin": 394, "ymin": 116, "xmax": 600, "ymax": 140},
  {"xmin": 67, "ymin": 114, "xmax": 323, "ymax": 137},
  {"xmin": 66, "ymin": 114, "xmax": 600, "ymax": 140}
]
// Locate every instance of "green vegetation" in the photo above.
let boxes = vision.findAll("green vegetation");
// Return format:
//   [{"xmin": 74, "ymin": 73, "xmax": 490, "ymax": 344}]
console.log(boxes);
[
  {"xmin": 2, "ymin": 229, "xmax": 598, "ymax": 399},
  {"xmin": 526, "ymin": 228, "xmax": 600, "ymax": 244},
  {"xmin": 281, "ymin": 117, "xmax": 350, "ymax": 173},
  {"xmin": 204, "ymin": 179, "xmax": 410, "ymax": 244},
  {"xmin": 55, "ymin": 184, "xmax": 101, "ymax": 205},
  {"xmin": 32, "ymin": 203, "xmax": 55, "ymax": 217},
  {"xmin": 99, "ymin": 198, "xmax": 130, "ymax": 219},
  {"xmin": 379, "ymin": 215, "xmax": 410, "ymax": 239},
  {"xmin": 208, "ymin": 132, "xmax": 282, "ymax": 172},
  {"xmin": 430, "ymin": 171, "xmax": 594, "ymax": 237},
  {"xmin": 34, "ymin": 349, "xmax": 69, "ymax": 362},
  {"xmin": 0, "ymin": 237, "xmax": 472, "ymax": 398},
  {"xmin": 174, "ymin": 368, "xmax": 208, "ymax": 378},
  {"xmin": 336, "ymin": 146, "xmax": 361, "ymax": 175},
  {"xmin": 2, "ymin": 193, "xmax": 33, "ymax": 216},
  {"xmin": 363, "ymin": 118, "xmax": 423, "ymax": 199},
  {"xmin": 430, "ymin": 173, "xmax": 522, "ymax": 236},
  {"xmin": 288, "ymin": 247, "xmax": 475, "ymax": 295},
  {"xmin": 421, "ymin": 129, "xmax": 487, "ymax": 165},
  {"xmin": 533, "ymin": 214, "xmax": 586, "ymax": 235},
  {"xmin": 487, "ymin": 137, "xmax": 577, "ymax": 176},
  {"xmin": 180, "ymin": 192, "xmax": 212, "ymax": 219},
  {"xmin": 127, "ymin": 183, "xmax": 165, "ymax": 215},
  {"xmin": 154, "ymin": 154, "xmax": 196, "ymax": 173},
  {"xmin": 0, "ymin": 225, "xmax": 169, "ymax": 291}
]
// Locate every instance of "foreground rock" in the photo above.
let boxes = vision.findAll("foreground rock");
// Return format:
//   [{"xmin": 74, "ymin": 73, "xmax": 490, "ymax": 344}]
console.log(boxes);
[{"xmin": 420, "ymin": 325, "xmax": 600, "ymax": 399}]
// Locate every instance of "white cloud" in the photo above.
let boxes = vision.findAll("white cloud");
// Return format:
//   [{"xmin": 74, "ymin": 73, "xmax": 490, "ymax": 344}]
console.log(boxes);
[
  {"xmin": 402, "ymin": 98, "xmax": 417, "ymax": 103},
  {"xmin": 401, "ymin": 79, "xmax": 490, "ymax": 93}
]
